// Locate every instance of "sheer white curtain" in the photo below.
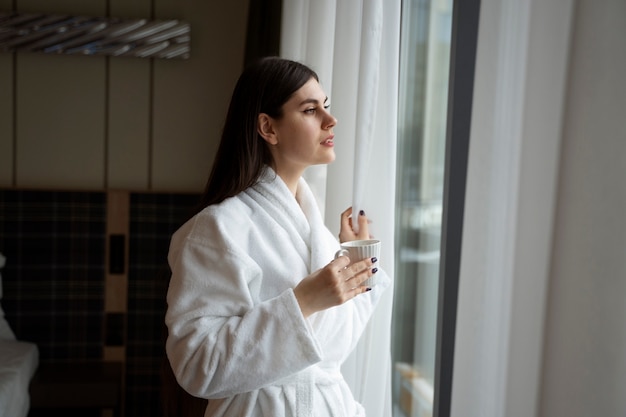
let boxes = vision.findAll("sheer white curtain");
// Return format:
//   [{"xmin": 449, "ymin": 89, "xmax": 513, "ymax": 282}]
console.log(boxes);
[
  {"xmin": 280, "ymin": 1, "xmax": 401, "ymax": 416},
  {"xmin": 451, "ymin": 0, "xmax": 574, "ymax": 416}
]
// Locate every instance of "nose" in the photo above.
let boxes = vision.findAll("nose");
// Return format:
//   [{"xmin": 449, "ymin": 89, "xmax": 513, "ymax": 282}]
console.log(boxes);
[{"xmin": 323, "ymin": 109, "xmax": 337, "ymax": 129}]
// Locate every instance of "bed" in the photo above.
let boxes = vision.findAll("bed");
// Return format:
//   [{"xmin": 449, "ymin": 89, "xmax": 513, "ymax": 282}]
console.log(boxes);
[{"xmin": 0, "ymin": 253, "xmax": 39, "ymax": 417}]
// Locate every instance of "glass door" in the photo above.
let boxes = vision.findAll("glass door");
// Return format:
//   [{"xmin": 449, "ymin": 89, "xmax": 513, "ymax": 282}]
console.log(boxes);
[{"xmin": 392, "ymin": 0, "xmax": 453, "ymax": 416}]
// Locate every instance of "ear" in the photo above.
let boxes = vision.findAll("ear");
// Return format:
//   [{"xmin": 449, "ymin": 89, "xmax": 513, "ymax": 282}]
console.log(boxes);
[{"xmin": 257, "ymin": 113, "xmax": 278, "ymax": 145}]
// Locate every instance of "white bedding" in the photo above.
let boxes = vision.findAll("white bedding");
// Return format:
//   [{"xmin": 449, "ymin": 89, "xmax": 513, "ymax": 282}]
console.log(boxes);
[
  {"xmin": 0, "ymin": 253, "xmax": 39, "ymax": 417},
  {"xmin": 0, "ymin": 339, "xmax": 39, "ymax": 417}
]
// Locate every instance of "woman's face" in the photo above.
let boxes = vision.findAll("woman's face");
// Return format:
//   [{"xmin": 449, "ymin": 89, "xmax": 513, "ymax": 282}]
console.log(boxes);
[{"xmin": 261, "ymin": 78, "xmax": 337, "ymax": 177}]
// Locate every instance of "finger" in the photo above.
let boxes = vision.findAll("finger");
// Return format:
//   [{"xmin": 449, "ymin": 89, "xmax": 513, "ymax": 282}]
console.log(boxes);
[
  {"xmin": 343, "ymin": 257, "xmax": 376, "ymax": 281},
  {"xmin": 345, "ymin": 270, "xmax": 368, "ymax": 287},
  {"xmin": 353, "ymin": 256, "xmax": 376, "ymax": 272},
  {"xmin": 340, "ymin": 207, "xmax": 353, "ymax": 229},
  {"xmin": 347, "ymin": 280, "xmax": 374, "ymax": 297},
  {"xmin": 357, "ymin": 211, "xmax": 369, "ymax": 239},
  {"xmin": 350, "ymin": 266, "xmax": 378, "ymax": 289}
]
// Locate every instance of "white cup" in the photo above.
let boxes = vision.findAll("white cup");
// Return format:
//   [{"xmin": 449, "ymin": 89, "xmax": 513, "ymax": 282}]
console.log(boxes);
[{"xmin": 334, "ymin": 239, "xmax": 381, "ymax": 287}]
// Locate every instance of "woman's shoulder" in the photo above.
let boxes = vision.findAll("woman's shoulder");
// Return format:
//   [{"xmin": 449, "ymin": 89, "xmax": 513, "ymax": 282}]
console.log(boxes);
[
  {"xmin": 200, "ymin": 193, "xmax": 253, "ymax": 220},
  {"xmin": 173, "ymin": 195, "xmax": 254, "ymax": 243}
]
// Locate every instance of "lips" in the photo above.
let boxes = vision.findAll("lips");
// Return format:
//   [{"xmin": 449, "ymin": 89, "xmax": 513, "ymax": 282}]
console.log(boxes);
[{"xmin": 322, "ymin": 135, "xmax": 334, "ymax": 145}]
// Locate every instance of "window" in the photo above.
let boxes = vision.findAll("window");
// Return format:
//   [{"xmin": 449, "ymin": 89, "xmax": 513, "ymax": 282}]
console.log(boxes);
[{"xmin": 392, "ymin": 0, "xmax": 453, "ymax": 416}]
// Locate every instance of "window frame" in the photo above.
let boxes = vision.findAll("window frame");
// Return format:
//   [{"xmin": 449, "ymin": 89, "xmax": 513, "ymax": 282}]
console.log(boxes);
[{"xmin": 433, "ymin": 1, "xmax": 482, "ymax": 416}]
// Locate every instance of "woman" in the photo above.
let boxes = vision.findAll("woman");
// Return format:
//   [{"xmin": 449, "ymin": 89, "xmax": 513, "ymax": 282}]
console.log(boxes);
[{"xmin": 165, "ymin": 57, "xmax": 391, "ymax": 416}]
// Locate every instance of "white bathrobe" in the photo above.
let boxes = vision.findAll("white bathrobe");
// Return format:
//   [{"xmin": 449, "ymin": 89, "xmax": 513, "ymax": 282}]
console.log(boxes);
[{"xmin": 165, "ymin": 166, "xmax": 391, "ymax": 417}]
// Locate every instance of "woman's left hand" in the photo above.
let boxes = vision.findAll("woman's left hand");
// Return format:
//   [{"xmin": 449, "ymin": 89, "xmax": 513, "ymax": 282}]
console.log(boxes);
[{"xmin": 339, "ymin": 207, "xmax": 371, "ymax": 243}]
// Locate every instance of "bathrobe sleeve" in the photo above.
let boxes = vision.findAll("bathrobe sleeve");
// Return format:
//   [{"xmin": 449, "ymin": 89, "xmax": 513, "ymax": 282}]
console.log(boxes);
[{"xmin": 165, "ymin": 214, "xmax": 324, "ymax": 400}]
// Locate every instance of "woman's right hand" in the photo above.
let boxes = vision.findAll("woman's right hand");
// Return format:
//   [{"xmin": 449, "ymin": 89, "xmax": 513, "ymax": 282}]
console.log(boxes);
[{"xmin": 293, "ymin": 255, "xmax": 377, "ymax": 318}]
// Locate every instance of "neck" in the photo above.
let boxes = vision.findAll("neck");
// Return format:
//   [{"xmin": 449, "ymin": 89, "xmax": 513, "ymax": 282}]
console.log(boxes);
[{"xmin": 273, "ymin": 166, "xmax": 303, "ymax": 197}]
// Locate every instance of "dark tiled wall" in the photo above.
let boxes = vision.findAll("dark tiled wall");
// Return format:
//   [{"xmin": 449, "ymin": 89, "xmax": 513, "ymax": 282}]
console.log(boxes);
[
  {"xmin": 126, "ymin": 192, "xmax": 199, "ymax": 417},
  {"xmin": 0, "ymin": 189, "xmax": 200, "ymax": 417},
  {"xmin": 0, "ymin": 190, "xmax": 107, "ymax": 361}
]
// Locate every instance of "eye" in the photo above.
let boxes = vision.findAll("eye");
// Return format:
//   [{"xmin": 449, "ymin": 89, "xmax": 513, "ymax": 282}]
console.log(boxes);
[{"xmin": 303, "ymin": 107, "xmax": 317, "ymax": 114}]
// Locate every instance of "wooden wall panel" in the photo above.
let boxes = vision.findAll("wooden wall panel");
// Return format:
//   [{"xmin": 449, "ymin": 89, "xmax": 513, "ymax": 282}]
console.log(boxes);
[
  {"xmin": 109, "ymin": 0, "xmax": 151, "ymax": 19},
  {"xmin": 13, "ymin": 0, "xmax": 108, "ymax": 189},
  {"xmin": 15, "ymin": 0, "xmax": 105, "ymax": 15},
  {"xmin": 0, "ymin": 0, "xmax": 14, "ymax": 182},
  {"xmin": 16, "ymin": 53, "xmax": 106, "ymax": 188},
  {"xmin": 107, "ymin": 58, "xmax": 151, "ymax": 189},
  {"xmin": 0, "ymin": 0, "xmax": 14, "ymax": 187},
  {"xmin": 105, "ymin": 0, "xmax": 152, "ymax": 190},
  {"xmin": 150, "ymin": 0, "xmax": 249, "ymax": 192},
  {"xmin": 104, "ymin": 190, "xmax": 129, "ymax": 366},
  {"xmin": 0, "ymin": 54, "xmax": 13, "ymax": 187},
  {"xmin": 3, "ymin": 0, "xmax": 249, "ymax": 192}
]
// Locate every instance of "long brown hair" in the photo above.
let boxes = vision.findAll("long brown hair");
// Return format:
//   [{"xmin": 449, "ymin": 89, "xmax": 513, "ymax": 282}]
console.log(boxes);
[{"xmin": 197, "ymin": 57, "xmax": 319, "ymax": 211}]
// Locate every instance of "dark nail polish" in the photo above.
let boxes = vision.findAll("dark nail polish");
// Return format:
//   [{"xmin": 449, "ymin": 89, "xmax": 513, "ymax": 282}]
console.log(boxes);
[
  {"xmin": 371, "ymin": 257, "xmax": 377, "ymax": 263},
  {"xmin": 371, "ymin": 267, "xmax": 378, "ymax": 274},
  {"xmin": 359, "ymin": 210, "xmax": 365, "ymax": 216},
  {"xmin": 366, "ymin": 287, "xmax": 372, "ymax": 292}
]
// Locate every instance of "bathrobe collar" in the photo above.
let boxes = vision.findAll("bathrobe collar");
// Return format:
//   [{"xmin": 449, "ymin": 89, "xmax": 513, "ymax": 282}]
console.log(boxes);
[{"xmin": 248, "ymin": 166, "xmax": 335, "ymax": 274}]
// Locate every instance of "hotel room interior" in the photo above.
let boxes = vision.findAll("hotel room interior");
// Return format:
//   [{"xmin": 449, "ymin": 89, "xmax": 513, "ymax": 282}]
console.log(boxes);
[{"xmin": 0, "ymin": 1, "xmax": 624, "ymax": 417}]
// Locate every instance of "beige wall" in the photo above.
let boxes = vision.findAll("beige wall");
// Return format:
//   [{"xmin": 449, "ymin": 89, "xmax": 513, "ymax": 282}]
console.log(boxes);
[{"xmin": 0, "ymin": 0, "xmax": 249, "ymax": 192}]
